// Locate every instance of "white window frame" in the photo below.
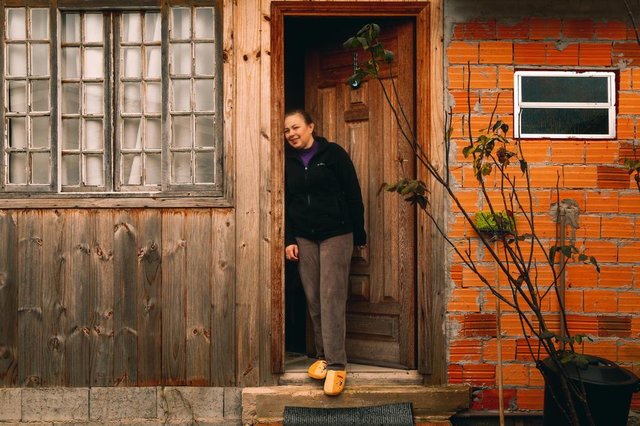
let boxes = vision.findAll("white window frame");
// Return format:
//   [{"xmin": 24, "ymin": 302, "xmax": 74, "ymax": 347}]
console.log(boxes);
[{"xmin": 514, "ymin": 70, "xmax": 616, "ymax": 139}]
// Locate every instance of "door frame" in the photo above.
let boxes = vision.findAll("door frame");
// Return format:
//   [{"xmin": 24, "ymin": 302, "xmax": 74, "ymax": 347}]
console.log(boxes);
[{"xmin": 269, "ymin": 0, "xmax": 447, "ymax": 384}]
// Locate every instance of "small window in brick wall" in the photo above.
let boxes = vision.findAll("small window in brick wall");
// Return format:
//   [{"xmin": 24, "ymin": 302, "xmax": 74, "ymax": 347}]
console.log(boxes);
[{"xmin": 514, "ymin": 70, "xmax": 616, "ymax": 139}]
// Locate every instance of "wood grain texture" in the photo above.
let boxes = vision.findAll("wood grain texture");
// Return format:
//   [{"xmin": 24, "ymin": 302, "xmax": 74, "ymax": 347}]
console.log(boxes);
[{"xmin": 0, "ymin": 211, "xmax": 18, "ymax": 386}]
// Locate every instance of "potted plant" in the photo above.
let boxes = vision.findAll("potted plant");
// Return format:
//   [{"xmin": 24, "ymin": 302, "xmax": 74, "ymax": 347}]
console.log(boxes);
[{"xmin": 343, "ymin": 23, "xmax": 640, "ymax": 426}]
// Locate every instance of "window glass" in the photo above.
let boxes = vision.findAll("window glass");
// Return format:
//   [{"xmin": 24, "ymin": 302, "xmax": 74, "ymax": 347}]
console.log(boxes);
[{"xmin": 521, "ymin": 76, "xmax": 609, "ymax": 103}]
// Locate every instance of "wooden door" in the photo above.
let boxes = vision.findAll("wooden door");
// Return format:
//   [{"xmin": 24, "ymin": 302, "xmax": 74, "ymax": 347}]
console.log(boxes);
[{"xmin": 305, "ymin": 20, "xmax": 416, "ymax": 369}]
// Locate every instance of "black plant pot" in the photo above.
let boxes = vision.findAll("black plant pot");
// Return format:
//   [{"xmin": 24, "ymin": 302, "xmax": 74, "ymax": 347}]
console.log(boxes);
[{"xmin": 540, "ymin": 355, "xmax": 640, "ymax": 426}]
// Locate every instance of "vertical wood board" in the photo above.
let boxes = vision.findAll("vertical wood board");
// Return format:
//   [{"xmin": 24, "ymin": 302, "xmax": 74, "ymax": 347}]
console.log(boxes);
[{"xmin": 0, "ymin": 211, "xmax": 18, "ymax": 386}]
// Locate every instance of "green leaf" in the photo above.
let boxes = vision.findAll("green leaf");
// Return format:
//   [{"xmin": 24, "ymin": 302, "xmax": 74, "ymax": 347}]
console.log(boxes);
[
  {"xmin": 519, "ymin": 159, "xmax": 528, "ymax": 174},
  {"xmin": 462, "ymin": 145, "xmax": 476, "ymax": 158},
  {"xmin": 383, "ymin": 49, "xmax": 395, "ymax": 63},
  {"xmin": 578, "ymin": 253, "xmax": 588, "ymax": 262},
  {"xmin": 343, "ymin": 37, "xmax": 360, "ymax": 49},
  {"xmin": 500, "ymin": 123, "xmax": 510, "ymax": 134},
  {"xmin": 357, "ymin": 36, "xmax": 369, "ymax": 49},
  {"xmin": 589, "ymin": 256, "xmax": 601, "ymax": 273},
  {"xmin": 492, "ymin": 120, "xmax": 504, "ymax": 132}
]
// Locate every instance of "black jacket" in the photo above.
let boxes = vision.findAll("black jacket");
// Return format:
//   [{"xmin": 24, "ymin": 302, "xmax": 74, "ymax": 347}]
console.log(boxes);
[{"xmin": 285, "ymin": 136, "xmax": 366, "ymax": 246}]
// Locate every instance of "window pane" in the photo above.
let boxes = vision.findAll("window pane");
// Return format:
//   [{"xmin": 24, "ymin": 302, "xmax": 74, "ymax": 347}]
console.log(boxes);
[
  {"xmin": 7, "ymin": 81, "xmax": 27, "ymax": 112},
  {"xmin": 145, "ymin": 82, "xmax": 162, "ymax": 112},
  {"xmin": 122, "ymin": 154, "xmax": 141, "ymax": 185},
  {"xmin": 62, "ymin": 119, "xmax": 80, "ymax": 150},
  {"xmin": 124, "ymin": 83, "xmax": 141, "ymax": 113},
  {"xmin": 146, "ymin": 46, "xmax": 161, "ymax": 78},
  {"xmin": 122, "ymin": 13, "xmax": 141, "ymax": 43},
  {"xmin": 31, "ymin": 153, "xmax": 50, "ymax": 184},
  {"xmin": 7, "ymin": 9, "xmax": 26, "ymax": 40},
  {"xmin": 84, "ymin": 120, "xmax": 103, "ymax": 150},
  {"xmin": 7, "ymin": 44, "xmax": 27, "ymax": 76},
  {"xmin": 9, "ymin": 153, "xmax": 27, "ymax": 184},
  {"xmin": 31, "ymin": 44, "xmax": 49, "ymax": 76},
  {"xmin": 195, "ymin": 8, "xmax": 215, "ymax": 39},
  {"xmin": 521, "ymin": 76, "xmax": 609, "ymax": 103},
  {"xmin": 195, "ymin": 43, "xmax": 215, "ymax": 75},
  {"xmin": 31, "ymin": 116, "xmax": 50, "ymax": 148},
  {"xmin": 171, "ymin": 43, "xmax": 191, "ymax": 75},
  {"xmin": 84, "ymin": 48, "xmax": 104, "ymax": 78},
  {"xmin": 62, "ymin": 47, "xmax": 80, "ymax": 78},
  {"xmin": 62, "ymin": 83, "xmax": 80, "ymax": 114},
  {"xmin": 85, "ymin": 84, "xmax": 103, "ymax": 114},
  {"xmin": 8, "ymin": 118, "xmax": 27, "ymax": 148},
  {"xmin": 172, "ymin": 152, "xmax": 191, "ymax": 183},
  {"xmin": 61, "ymin": 14, "xmax": 81, "ymax": 43},
  {"xmin": 195, "ymin": 79, "xmax": 214, "ymax": 111},
  {"xmin": 172, "ymin": 80, "xmax": 191, "ymax": 111},
  {"xmin": 146, "ymin": 154, "xmax": 161, "ymax": 185},
  {"xmin": 31, "ymin": 9, "xmax": 49, "ymax": 40},
  {"xmin": 171, "ymin": 8, "xmax": 191, "ymax": 39},
  {"xmin": 520, "ymin": 108, "xmax": 610, "ymax": 135},
  {"xmin": 145, "ymin": 13, "xmax": 161, "ymax": 42},
  {"xmin": 195, "ymin": 116, "xmax": 214, "ymax": 147},
  {"xmin": 123, "ymin": 47, "xmax": 142, "ymax": 78},
  {"xmin": 172, "ymin": 116, "xmax": 191, "ymax": 148},
  {"xmin": 84, "ymin": 155, "xmax": 103, "ymax": 186},
  {"xmin": 62, "ymin": 154, "xmax": 80, "ymax": 185},
  {"xmin": 146, "ymin": 118, "xmax": 161, "ymax": 149},
  {"xmin": 31, "ymin": 80, "xmax": 49, "ymax": 112},
  {"xmin": 123, "ymin": 119, "xmax": 141, "ymax": 149},
  {"xmin": 195, "ymin": 152, "xmax": 214, "ymax": 183},
  {"xmin": 84, "ymin": 14, "xmax": 103, "ymax": 43}
]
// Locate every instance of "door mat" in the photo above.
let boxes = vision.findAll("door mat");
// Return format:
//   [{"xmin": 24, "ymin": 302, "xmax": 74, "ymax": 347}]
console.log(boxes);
[{"xmin": 283, "ymin": 402, "xmax": 414, "ymax": 426}]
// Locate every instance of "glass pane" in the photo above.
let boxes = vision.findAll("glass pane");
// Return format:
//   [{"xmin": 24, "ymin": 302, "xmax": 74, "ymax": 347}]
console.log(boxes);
[
  {"xmin": 171, "ymin": 44, "xmax": 191, "ymax": 75},
  {"xmin": 171, "ymin": 8, "xmax": 191, "ymax": 40},
  {"xmin": 8, "ymin": 118, "xmax": 27, "ymax": 148},
  {"xmin": 123, "ymin": 83, "xmax": 141, "ymax": 113},
  {"xmin": 146, "ymin": 154, "xmax": 161, "ymax": 185},
  {"xmin": 31, "ymin": 80, "xmax": 49, "ymax": 112},
  {"xmin": 85, "ymin": 83, "xmax": 103, "ymax": 114},
  {"xmin": 195, "ymin": 43, "xmax": 215, "ymax": 75},
  {"xmin": 145, "ymin": 46, "xmax": 161, "ymax": 78},
  {"xmin": 31, "ymin": 44, "xmax": 49, "ymax": 76},
  {"xmin": 31, "ymin": 116, "xmax": 50, "ymax": 148},
  {"xmin": 195, "ymin": 79, "xmax": 214, "ymax": 111},
  {"xmin": 84, "ymin": 48, "xmax": 104, "ymax": 78},
  {"xmin": 62, "ymin": 119, "xmax": 80, "ymax": 150},
  {"xmin": 62, "ymin": 83, "xmax": 80, "ymax": 114},
  {"xmin": 195, "ymin": 116, "xmax": 214, "ymax": 147},
  {"xmin": 31, "ymin": 9, "xmax": 49, "ymax": 40},
  {"xmin": 61, "ymin": 14, "xmax": 81, "ymax": 43},
  {"xmin": 123, "ymin": 118, "xmax": 142, "ymax": 149},
  {"xmin": 62, "ymin": 154, "xmax": 80, "ymax": 185},
  {"xmin": 84, "ymin": 120, "xmax": 103, "ymax": 150},
  {"xmin": 172, "ymin": 152, "xmax": 191, "ymax": 183},
  {"xmin": 146, "ymin": 119, "xmax": 161, "ymax": 149},
  {"xmin": 31, "ymin": 153, "xmax": 50, "ymax": 184},
  {"xmin": 84, "ymin": 14, "xmax": 104, "ymax": 43},
  {"xmin": 122, "ymin": 13, "xmax": 141, "ymax": 43},
  {"xmin": 9, "ymin": 153, "xmax": 27, "ymax": 184},
  {"xmin": 7, "ymin": 9, "xmax": 26, "ymax": 39},
  {"xmin": 195, "ymin": 152, "xmax": 214, "ymax": 183},
  {"xmin": 7, "ymin": 81, "xmax": 27, "ymax": 112},
  {"xmin": 195, "ymin": 8, "xmax": 215, "ymax": 39},
  {"xmin": 520, "ymin": 108, "xmax": 610, "ymax": 135},
  {"xmin": 62, "ymin": 47, "xmax": 80, "ymax": 78},
  {"xmin": 172, "ymin": 80, "xmax": 191, "ymax": 111},
  {"xmin": 122, "ymin": 47, "xmax": 142, "ymax": 78},
  {"xmin": 7, "ymin": 44, "xmax": 27, "ymax": 76},
  {"xmin": 521, "ymin": 76, "xmax": 609, "ymax": 103},
  {"xmin": 172, "ymin": 116, "xmax": 191, "ymax": 148},
  {"xmin": 145, "ymin": 12, "xmax": 161, "ymax": 42},
  {"xmin": 122, "ymin": 154, "xmax": 142, "ymax": 185},
  {"xmin": 145, "ymin": 82, "xmax": 162, "ymax": 113},
  {"xmin": 84, "ymin": 155, "xmax": 103, "ymax": 186}
]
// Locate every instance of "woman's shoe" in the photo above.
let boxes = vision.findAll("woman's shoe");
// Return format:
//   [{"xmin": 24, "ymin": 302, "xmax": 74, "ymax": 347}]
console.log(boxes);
[
  {"xmin": 307, "ymin": 359, "xmax": 327, "ymax": 379},
  {"xmin": 323, "ymin": 370, "xmax": 346, "ymax": 395}
]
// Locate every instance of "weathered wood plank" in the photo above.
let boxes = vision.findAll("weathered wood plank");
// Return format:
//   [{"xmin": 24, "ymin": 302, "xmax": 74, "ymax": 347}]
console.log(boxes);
[
  {"xmin": 0, "ymin": 211, "xmax": 18, "ymax": 386},
  {"xmin": 17, "ymin": 211, "xmax": 44, "ymax": 386},
  {"xmin": 137, "ymin": 210, "xmax": 162, "ymax": 386},
  {"xmin": 162, "ymin": 210, "xmax": 186, "ymax": 385},
  {"xmin": 185, "ymin": 210, "xmax": 212, "ymax": 385},
  {"xmin": 41, "ymin": 210, "xmax": 66, "ymax": 386},
  {"xmin": 210, "ymin": 210, "xmax": 235, "ymax": 386},
  {"xmin": 113, "ymin": 211, "xmax": 138, "ymax": 385}
]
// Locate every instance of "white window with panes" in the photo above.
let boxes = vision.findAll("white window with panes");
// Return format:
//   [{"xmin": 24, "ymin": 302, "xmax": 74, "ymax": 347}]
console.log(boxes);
[{"xmin": 1, "ymin": 2, "xmax": 223, "ymax": 199}]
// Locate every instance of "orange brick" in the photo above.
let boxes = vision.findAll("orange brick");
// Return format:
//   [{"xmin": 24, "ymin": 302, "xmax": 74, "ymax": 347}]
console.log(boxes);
[
  {"xmin": 601, "ymin": 217, "xmax": 635, "ymax": 239},
  {"xmin": 597, "ymin": 315, "xmax": 632, "ymax": 337},
  {"xmin": 513, "ymin": 42, "xmax": 546, "ymax": 64},
  {"xmin": 452, "ymin": 23, "xmax": 465, "ymax": 40},
  {"xmin": 479, "ymin": 90, "xmax": 513, "ymax": 115},
  {"xmin": 449, "ymin": 215, "xmax": 467, "ymax": 239},
  {"xmin": 448, "ymin": 288, "xmax": 481, "ymax": 312},
  {"xmin": 582, "ymin": 340, "xmax": 618, "ymax": 360},
  {"xmin": 562, "ymin": 20, "xmax": 595, "ymax": 39},
  {"xmin": 618, "ymin": 241, "xmax": 640, "ymax": 262},
  {"xmin": 501, "ymin": 363, "xmax": 529, "ymax": 386},
  {"xmin": 595, "ymin": 21, "xmax": 629, "ymax": 40},
  {"xmin": 448, "ymin": 363, "xmax": 464, "ymax": 383},
  {"xmin": 515, "ymin": 338, "xmax": 536, "ymax": 361},
  {"xmin": 632, "ymin": 69, "xmax": 640, "ymax": 90},
  {"xmin": 585, "ymin": 191, "xmax": 619, "ymax": 213},
  {"xmin": 585, "ymin": 141, "xmax": 618, "ymax": 164},
  {"xmin": 550, "ymin": 141, "xmax": 585, "ymax": 163},
  {"xmin": 617, "ymin": 342, "xmax": 640, "ymax": 362},
  {"xmin": 451, "ymin": 190, "xmax": 480, "ymax": 213},
  {"xmin": 584, "ymin": 240, "xmax": 618, "ymax": 262},
  {"xmin": 447, "ymin": 41, "xmax": 479, "ymax": 64},
  {"xmin": 463, "ymin": 20, "xmax": 497, "ymax": 40},
  {"xmin": 462, "ymin": 264, "xmax": 495, "ymax": 288},
  {"xmin": 517, "ymin": 388, "xmax": 544, "ymax": 410},
  {"xmin": 596, "ymin": 166, "xmax": 629, "ymax": 189},
  {"xmin": 566, "ymin": 264, "xmax": 600, "ymax": 289},
  {"xmin": 574, "ymin": 214, "xmax": 601, "ymax": 239},
  {"xmin": 529, "ymin": 365, "xmax": 545, "ymax": 386},
  {"xmin": 528, "ymin": 165, "xmax": 563, "ymax": 188},
  {"xmin": 462, "ymin": 363, "xmax": 496, "ymax": 386},
  {"xmin": 617, "ymin": 116, "xmax": 635, "ymax": 140},
  {"xmin": 584, "ymin": 290, "xmax": 618, "ymax": 313},
  {"xmin": 564, "ymin": 165, "xmax": 598, "ymax": 188},
  {"xmin": 599, "ymin": 266, "xmax": 633, "ymax": 288},
  {"xmin": 620, "ymin": 69, "xmax": 633, "ymax": 90},
  {"xmin": 618, "ymin": 291, "xmax": 640, "ymax": 313},
  {"xmin": 546, "ymin": 43, "xmax": 579, "ymax": 66},
  {"xmin": 529, "ymin": 18, "xmax": 561, "ymax": 40},
  {"xmin": 632, "ymin": 393, "xmax": 640, "ymax": 410},
  {"xmin": 619, "ymin": 143, "xmax": 639, "ymax": 164},
  {"xmin": 497, "ymin": 66, "xmax": 514, "ymax": 89},
  {"xmin": 449, "ymin": 167, "xmax": 463, "ymax": 186},
  {"xmin": 565, "ymin": 289, "xmax": 584, "ymax": 312},
  {"xmin": 479, "ymin": 41, "xmax": 513, "ymax": 64},
  {"xmin": 464, "ymin": 313, "xmax": 497, "ymax": 337},
  {"xmin": 619, "ymin": 92, "xmax": 640, "ymax": 114},
  {"xmin": 451, "ymin": 264, "xmax": 463, "ymax": 287},
  {"xmin": 620, "ymin": 194, "xmax": 640, "ymax": 214},
  {"xmin": 632, "ymin": 316, "xmax": 640, "ymax": 337},
  {"xmin": 448, "ymin": 66, "xmax": 465, "ymax": 90},
  {"xmin": 579, "ymin": 43, "xmax": 612, "ymax": 66},
  {"xmin": 449, "ymin": 339, "xmax": 483, "ymax": 362},
  {"xmin": 497, "ymin": 20, "xmax": 529, "ymax": 39},
  {"xmin": 483, "ymin": 338, "xmax": 516, "ymax": 362},
  {"xmin": 463, "ymin": 66, "xmax": 498, "ymax": 89},
  {"xmin": 519, "ymin": 140, "xmax": 551, "ymax": 163},
  {"xmin": 449, "ymin": 90, "xmax": 480, "ymax": 114},
  {"xmin": 612, "ymin": 42, "xmax": 640, "ymax": 65}
]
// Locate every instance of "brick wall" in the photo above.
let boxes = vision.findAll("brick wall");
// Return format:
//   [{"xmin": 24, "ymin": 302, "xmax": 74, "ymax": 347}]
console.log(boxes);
[{"xmin": 445, "ymin": 18, "xmax": 640, "ymax": 412}]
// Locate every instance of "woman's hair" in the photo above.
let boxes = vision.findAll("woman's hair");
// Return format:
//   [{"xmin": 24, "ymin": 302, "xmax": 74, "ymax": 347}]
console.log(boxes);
[{"xmin": 285, "ymin": 108, "xmax": 315, "ymax": 125}]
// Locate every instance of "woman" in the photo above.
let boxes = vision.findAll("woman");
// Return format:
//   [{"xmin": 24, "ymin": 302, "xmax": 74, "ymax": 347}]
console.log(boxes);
[{"xmin": 284, "ymin": 109, "xmax": 366, "ymax": 396}]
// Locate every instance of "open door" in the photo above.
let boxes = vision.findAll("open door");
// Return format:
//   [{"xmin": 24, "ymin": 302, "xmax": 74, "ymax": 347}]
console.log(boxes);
[{"xmin": 305, "ymin": 19, "xmax": 416, "ymax": 369}]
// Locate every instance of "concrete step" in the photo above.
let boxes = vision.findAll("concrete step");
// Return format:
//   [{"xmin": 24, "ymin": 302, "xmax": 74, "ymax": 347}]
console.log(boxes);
[{"xmin": 242, "ymin": 384, "xmax": 470, "ymax": 425}]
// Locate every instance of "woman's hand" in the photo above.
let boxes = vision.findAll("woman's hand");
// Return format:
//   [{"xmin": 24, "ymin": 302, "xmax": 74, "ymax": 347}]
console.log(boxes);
[{"xmin": 285, "ymin": 244, "xmax": 299, "ymax": 261}]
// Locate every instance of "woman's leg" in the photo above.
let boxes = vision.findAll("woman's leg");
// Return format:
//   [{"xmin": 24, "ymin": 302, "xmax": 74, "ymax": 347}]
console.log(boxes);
[{"xmin": 296, "ymin": 237, "xmax": 324, "ymax": 359}]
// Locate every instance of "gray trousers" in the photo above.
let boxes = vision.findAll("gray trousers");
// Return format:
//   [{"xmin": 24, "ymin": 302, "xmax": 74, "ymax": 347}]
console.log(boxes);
[{"xmin": 296, "ymin": 233, "xmax": 353, "ymax": 370}]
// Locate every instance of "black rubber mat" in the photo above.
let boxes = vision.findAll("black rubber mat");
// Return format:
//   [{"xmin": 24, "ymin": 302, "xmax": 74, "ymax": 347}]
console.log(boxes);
[{"xmin": 283, "ymin": 402, "xmax": 414, "ymax": 426}]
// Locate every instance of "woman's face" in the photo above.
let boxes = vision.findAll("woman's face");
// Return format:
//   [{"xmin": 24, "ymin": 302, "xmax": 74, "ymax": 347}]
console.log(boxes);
[{"xmin": 284, "ymin": 113, "xmax": 315, "ymax": 150}]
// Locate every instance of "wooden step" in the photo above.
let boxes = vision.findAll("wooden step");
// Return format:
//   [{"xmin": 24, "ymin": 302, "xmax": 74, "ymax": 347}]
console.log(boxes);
[
  {"xmin": 279, "ymin": 370, "xmax": 424, "ymax": 386},
  {"xmin": 242, "ymin": 384, "xmax": 470, "ymax": 425}
]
